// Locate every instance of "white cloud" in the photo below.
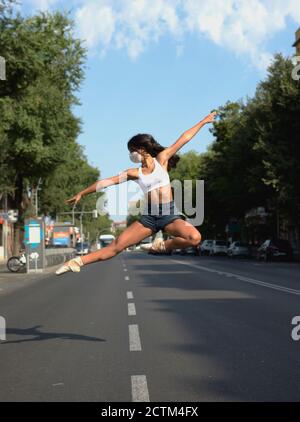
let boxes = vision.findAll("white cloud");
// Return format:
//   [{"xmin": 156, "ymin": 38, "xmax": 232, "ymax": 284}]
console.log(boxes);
[
  {"xmin": 27, "ymin": 0, "xmax": 60, "ymax": 11},
  {"xmin": 182, "ymin": 0, "xmax": 298, "ymax": 69},
  {"xmin": 24, "ymin": 0, "xmax": 300, "ymax": 69},
  {"xmin": 75, "ymin": 0, "xmax": 183, "ymax": 61},
  {"xmin": 75, "ymin": 1, "xmax": 116, "ymax": 50}
]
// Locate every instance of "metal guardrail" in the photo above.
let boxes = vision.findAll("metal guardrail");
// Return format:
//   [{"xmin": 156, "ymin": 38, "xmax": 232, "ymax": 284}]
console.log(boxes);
[{"xmin": 44, "ymin": 247, "xmax": 76, "ymax": 268}]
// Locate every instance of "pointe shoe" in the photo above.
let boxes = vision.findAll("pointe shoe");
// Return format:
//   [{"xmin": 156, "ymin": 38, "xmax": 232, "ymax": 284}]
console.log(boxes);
[
  {"xmin": 55, "ymin": 257, "xmax": 84, "ymax": 275},
  {"xmin": 149, "ymin": 237, "xmax": 166, "ymax": 253},
  {"xmin": 140, "ymin": 243, "xmax": 153, "ymax": 251}
]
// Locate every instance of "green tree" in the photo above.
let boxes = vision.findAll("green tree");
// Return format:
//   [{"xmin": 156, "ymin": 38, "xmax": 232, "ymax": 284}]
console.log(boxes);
[
  {"xmin": 0, "ymin": 8, "xmax": 87, "ymax": 252},
  {"xmin": 40, "ymin": 142, "xmax": 112, "ymax": 242},
  {"xmin": 252, "ymin": 54, "xmax": 300, "ymax": 224}
]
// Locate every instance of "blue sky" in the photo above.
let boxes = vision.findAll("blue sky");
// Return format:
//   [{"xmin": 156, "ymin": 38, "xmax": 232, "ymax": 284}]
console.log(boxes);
[{"xmin": 20, "ymin": 1, "xmax": 300, "ymax": 219}]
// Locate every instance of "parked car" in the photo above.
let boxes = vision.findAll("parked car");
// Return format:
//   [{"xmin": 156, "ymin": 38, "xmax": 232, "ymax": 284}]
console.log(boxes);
[
  {"xmin": 173, "ymin": 248, "xmax": 182, "ymax": 254},
  {"xmin": 256, "ymin": 238, "xmax": 294, "ymax": 262},
  {"xmin": 210, "ymin": 240, "xmax": 228, "ymax": 256},
  {"xmin": 76, "ymin": 242, "xmax": 91, "ymax": 255},
  {"xmin": 180, "ymin": 245, "xmax": 200, "ymax": 256},
  {"xmin": 200, "ymin": 240, "xmax": 214, "ymax": 256},
  {"xmin": 227, "ymin": 241, "xmax": 251, "ymax": 258}
]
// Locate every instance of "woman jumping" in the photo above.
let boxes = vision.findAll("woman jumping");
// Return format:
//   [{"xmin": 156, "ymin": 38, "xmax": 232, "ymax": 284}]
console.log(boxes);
[{"xmin": 55, "ymin": 111, "xmax": 216, "ymax": 275}]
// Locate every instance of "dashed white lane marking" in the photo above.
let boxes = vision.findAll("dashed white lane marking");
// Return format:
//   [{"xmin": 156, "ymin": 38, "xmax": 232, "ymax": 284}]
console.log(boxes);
[
  {"xmin": 172, "ymin": 259, "xmax": 300, "ymax": 296},
  {"xmin": 124, "ymin": 276, "xmax": 130, "ymax": 281},
  {"xmin": 127, "ymin": 291, "xmax": 134, "ymax": 300},
  {"xmin": 131, "ymin": 375, "xmax": 150, "ymax": 402},
  {"xmin": 129, "ymin": 324, "xmax": 142, "ymax": 351},
  {"xmin": 128, "ymin": 303, "xmax": 136, "ymax": 316},
  {"xmin": 124, "ymin": 268, "xmax": 128, "ymax": 272}
]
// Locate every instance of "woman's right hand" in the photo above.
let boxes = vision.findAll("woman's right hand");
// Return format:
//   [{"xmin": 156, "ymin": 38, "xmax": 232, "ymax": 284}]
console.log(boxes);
[{"xmin": 65, "ymin": 193, "xmax": 82, "ymax": 206}]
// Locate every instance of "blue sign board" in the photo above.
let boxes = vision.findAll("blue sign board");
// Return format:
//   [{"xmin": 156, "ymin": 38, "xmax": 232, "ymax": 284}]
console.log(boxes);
[{"xmin": 24, "ymin": 218, "xmax": 45, "ymax": 272}]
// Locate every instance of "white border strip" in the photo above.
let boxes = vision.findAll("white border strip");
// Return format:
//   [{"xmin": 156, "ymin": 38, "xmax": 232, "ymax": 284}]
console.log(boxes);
[{"xmin": 172, "ymin": 259, "xmax": 300, "ymax": 296}]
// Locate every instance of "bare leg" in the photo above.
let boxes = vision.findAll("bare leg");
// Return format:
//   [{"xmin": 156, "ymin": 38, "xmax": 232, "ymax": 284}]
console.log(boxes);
[
  {"xmin": 162, "ymin": 219, "xmax": 201, "ymax": 252},
  {"xmin": 80, "ymin": 221, "xmax": 154, "ymax": 265},
  {"xmin": 56, "ymin": 221, "xmax": 154, "ymax": 275}
]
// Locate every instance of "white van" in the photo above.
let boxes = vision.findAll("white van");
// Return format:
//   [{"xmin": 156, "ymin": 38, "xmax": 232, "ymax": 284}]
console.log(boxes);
[{"xmin": 98, "ymin": 234, "xmax": 115, "ymax": 249}]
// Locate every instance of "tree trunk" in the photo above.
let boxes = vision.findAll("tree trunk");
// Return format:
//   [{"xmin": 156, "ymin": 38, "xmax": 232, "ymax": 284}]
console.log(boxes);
[{"xmin": 12, "ymin": 174, "xmax": 24, "ymax": 255}]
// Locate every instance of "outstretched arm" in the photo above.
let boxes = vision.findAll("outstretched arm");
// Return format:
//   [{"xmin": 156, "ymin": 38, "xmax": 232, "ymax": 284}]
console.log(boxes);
[
  {"xmin": 65, "ymin": 168, "xmax": 138, "ymax": 206},
  {"xmin": 157, "ymin": 111, "xmax": 217, "ymax": 165}
]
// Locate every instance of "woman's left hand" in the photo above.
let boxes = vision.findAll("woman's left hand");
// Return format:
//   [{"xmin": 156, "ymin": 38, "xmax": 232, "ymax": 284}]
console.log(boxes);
[{"xmin": 203, "ymin": 111, "xmax": 217, "ymax": 124}]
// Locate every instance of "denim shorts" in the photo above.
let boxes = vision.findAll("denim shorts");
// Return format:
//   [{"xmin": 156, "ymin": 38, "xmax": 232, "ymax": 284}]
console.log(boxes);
[{"xmin": 139, "ymin": 200, "xmax": 186, "ymax": 233}]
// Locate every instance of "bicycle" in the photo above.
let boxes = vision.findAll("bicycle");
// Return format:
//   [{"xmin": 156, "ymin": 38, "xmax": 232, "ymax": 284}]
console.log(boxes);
[{"xmin": 7, "ymin": 250, "xmax": 27, "ymax": 273}]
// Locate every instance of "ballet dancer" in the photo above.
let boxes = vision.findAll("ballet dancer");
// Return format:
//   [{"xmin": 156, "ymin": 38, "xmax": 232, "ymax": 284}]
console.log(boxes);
[{"xmin": 55, "ymin": 111, "xmax": 216, "ymax": 275}]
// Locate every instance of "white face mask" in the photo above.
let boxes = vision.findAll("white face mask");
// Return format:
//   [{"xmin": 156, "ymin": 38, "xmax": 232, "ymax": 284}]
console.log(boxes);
[{"xmin": 129, "ymin": 151, "xmax": 143, "ymax": 163}]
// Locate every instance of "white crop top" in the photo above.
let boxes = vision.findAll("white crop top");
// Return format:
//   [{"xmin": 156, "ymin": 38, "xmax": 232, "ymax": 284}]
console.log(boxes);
[{"xmin": 136, "ymin": 158, "xmax": 170, "ymax": 194}]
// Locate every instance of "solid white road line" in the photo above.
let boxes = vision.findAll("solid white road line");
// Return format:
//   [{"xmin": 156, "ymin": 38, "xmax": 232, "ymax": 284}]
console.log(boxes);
[
  {"xmin": 127, "ymin": 291, "xmax": 134, "ymax": 300},
  {"xmin": 131, "ymin": 375, "xmax": 150, "ymax": 402},
  {"xmin": 172, "ymin": 259, "xmax": 300, "ymax": 296},
  {"xmin": 128, "ymin": 303, "xmax": 136, "ymax": 316},
  {"xmin": 129, "ymin": 324, "xmax": 142, "ymax": 351}
]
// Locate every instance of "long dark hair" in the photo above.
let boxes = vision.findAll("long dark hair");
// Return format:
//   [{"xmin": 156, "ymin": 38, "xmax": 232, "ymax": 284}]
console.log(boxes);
[{"xmin": 127, "ymin": 134, "xmax": 180, "ymax": 171}]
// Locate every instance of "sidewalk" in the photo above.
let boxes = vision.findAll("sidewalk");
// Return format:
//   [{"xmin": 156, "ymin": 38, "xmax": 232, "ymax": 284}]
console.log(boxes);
[{"xmin": 0, "ymin": 259, "xmax": 63, "ymax": 297}]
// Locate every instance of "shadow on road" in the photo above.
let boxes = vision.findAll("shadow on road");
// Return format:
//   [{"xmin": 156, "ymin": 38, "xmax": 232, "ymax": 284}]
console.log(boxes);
[
  {"xmin": 1, "ymin": 325, "xmax": 106, "ymax": 345},
  {"xmin": 124, "ymin": 253, "xmax": 300, "ymax": 401}
]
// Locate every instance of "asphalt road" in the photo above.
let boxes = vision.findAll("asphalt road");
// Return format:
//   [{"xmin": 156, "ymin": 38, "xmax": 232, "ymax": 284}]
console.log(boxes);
[{"xmin": 0, "ymin": 252, "xmax": 300, "ymax": 402}]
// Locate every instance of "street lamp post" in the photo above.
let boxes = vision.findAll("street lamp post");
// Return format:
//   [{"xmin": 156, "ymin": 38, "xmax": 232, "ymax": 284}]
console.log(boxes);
[
  {"xmin": 72, "ymin": 204, "xmax": 76, "ymax": 226},
  {"xmin": 3, "ymin": 193, "xmax": 8, "ymax": 259},
  {"xmin": 35, "ymin": 178, "xmax": 42, "ymax": 216},
  {"xmin": 79, "ymin": 207, "xmax": 85, "ymax": 255}
]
